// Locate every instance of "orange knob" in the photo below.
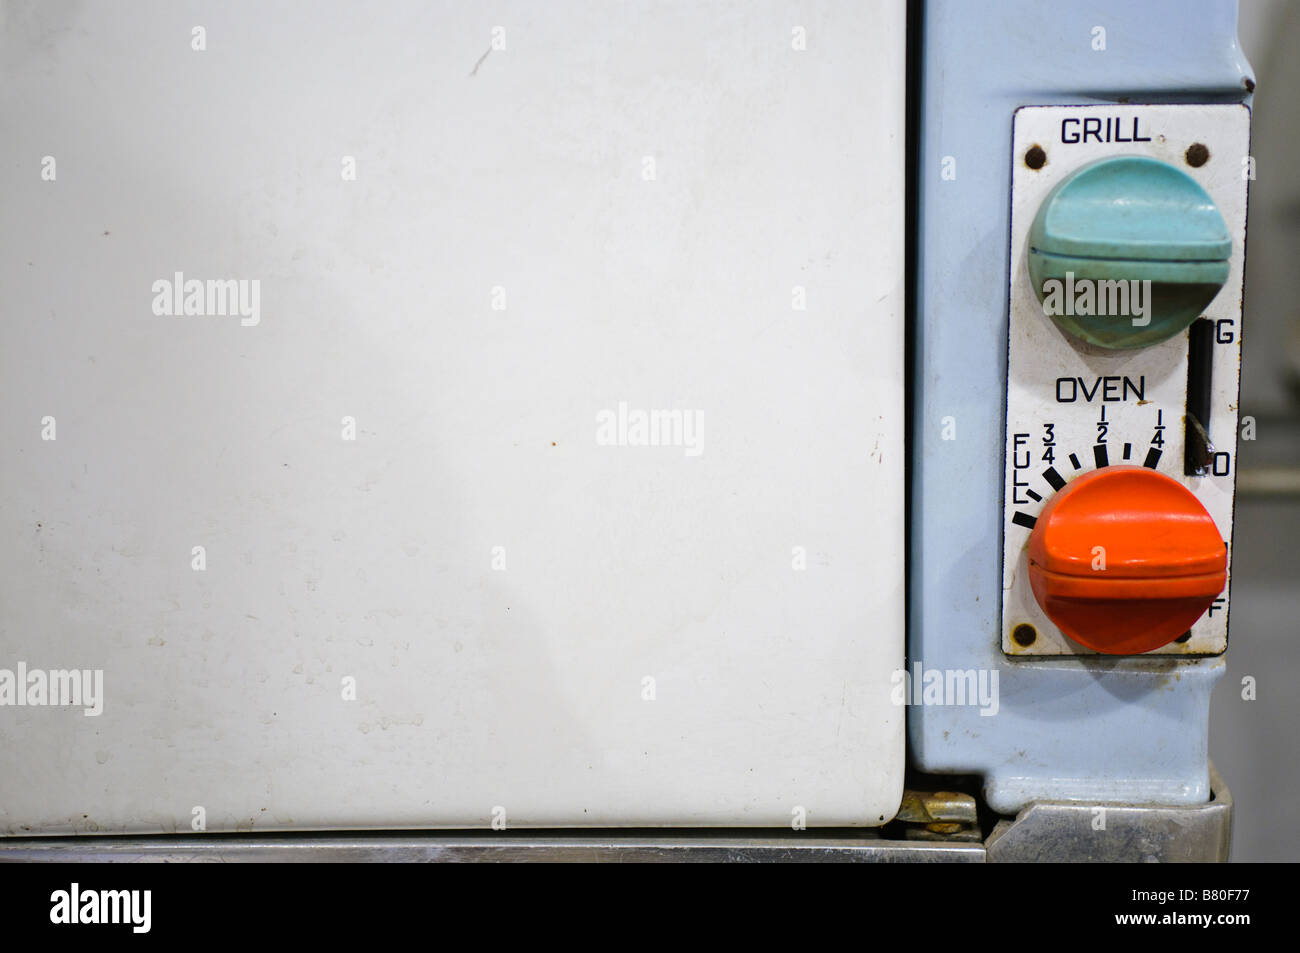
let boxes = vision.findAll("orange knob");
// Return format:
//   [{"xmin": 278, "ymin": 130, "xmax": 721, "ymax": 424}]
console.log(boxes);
[{"xmin": 1027, "ymin": 466, "xmax": 1227, "ymax": 655}]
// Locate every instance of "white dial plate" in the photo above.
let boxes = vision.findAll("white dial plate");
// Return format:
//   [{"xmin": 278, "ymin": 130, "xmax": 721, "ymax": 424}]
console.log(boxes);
[{"xmin": 1002, "ymin": 104, "xmax": 1250, "ymax": 657}]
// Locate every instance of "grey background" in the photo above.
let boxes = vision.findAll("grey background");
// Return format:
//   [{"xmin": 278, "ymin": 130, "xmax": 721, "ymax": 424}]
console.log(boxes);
[{"xmin": 1212, "ymin": 0, "xmax": 1300, "ymax": 863}]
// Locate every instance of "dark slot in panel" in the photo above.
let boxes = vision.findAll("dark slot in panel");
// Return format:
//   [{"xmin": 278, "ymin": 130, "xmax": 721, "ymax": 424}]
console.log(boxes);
[{"xmin": 1185, "ymin": 318, "xmax": 1214, "ymax": 475}]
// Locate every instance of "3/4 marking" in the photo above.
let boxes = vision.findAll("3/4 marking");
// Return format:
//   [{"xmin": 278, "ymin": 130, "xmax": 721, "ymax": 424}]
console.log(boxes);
[{"xmin": 1043, "ymin": 467, "xmax": 1066, "ymax": 491}]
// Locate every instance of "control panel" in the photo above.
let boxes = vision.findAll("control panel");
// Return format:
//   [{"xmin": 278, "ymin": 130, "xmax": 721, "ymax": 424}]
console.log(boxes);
[{"xmin": 1002, "ymin": 104, "xmax": 1250, "ymax": 656}]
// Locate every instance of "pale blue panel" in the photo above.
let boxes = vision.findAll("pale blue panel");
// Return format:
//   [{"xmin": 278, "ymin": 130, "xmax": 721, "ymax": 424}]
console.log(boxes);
[{"xmin": 911, "ymin": 0, "xmax": 1251, "ymax": 812}]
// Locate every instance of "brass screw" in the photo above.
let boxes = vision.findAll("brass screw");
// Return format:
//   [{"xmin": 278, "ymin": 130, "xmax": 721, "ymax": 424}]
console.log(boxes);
[
  {"xmin": 1185, "ymin": 143, "xmax": 1210, "ymax": 168},
  {"xmin": 1012, "ymin": 623, "xmax": 1038, "ymax": 647}
]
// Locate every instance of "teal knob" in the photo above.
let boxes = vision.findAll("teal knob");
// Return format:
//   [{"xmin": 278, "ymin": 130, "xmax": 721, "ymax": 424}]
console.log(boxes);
[{"xmin": 1027, "ymin": 156, "xmax": 1231, "ymax": 349}]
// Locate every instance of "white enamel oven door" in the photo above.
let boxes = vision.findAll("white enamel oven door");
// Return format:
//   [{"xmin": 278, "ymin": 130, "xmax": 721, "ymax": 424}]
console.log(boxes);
[{"xmin": 0, "ymin": 1, "xmax": 905, "ymax": 832}]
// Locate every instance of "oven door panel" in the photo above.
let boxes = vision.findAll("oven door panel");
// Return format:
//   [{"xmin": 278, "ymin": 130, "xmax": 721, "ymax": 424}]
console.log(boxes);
[{"xmin": 0, "ymin": 1, "xmax": 905, "ymax": 831}]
